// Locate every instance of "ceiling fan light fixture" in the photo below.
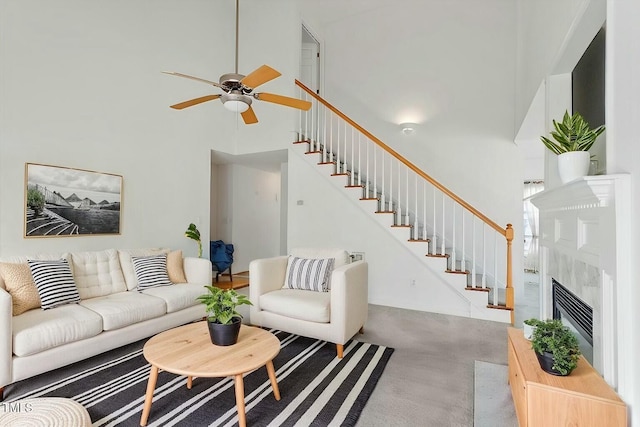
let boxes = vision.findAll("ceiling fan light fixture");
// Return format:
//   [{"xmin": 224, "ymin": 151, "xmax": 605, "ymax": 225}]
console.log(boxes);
[
  {"xmin": 223, "ymin": 99, "xmax": 250, "ymax": 113},
  {"xmin": 221, "ymin": 91, "xmax": 252, "ymax": 113}
]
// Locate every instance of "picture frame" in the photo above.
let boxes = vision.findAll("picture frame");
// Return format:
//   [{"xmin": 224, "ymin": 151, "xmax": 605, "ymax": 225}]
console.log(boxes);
[{"xmin": 24, "ymin": 163, "xmax": 122, "ymax": 238}]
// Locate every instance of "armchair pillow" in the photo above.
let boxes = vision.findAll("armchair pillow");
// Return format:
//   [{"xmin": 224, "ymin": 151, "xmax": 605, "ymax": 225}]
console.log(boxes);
[
  {"xmin": 27, "ymin": 259, "xmax": 81, "ymax": 310},
  {"xmin": 283, "ymin": 256, "xmax": 335, "ymax": 292}
]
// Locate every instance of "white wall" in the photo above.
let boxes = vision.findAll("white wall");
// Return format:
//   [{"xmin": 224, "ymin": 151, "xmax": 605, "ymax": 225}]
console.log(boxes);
[
  {"xmin": 606, "ymin": 0, "xmax": 640, "ymax": 422},
  {"xmin": 287, "ymin": 149, "xmax": 474, "ymax": 318},
  {"xmin": 298, "ymin": 0, "xmax": 524, "ymax": 300},
  {"xmin": 0, "ymin": 0, "xmax": 299, "ymax": 260},
  {"xmin": 229, "ymin": 164, "xmax": 282, "ymax": 272}
]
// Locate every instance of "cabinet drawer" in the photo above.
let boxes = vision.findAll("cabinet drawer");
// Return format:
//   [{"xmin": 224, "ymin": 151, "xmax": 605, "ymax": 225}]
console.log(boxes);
[{"xmin": 508, "ymin": 340, "xmax": 527, "ymax": 426}]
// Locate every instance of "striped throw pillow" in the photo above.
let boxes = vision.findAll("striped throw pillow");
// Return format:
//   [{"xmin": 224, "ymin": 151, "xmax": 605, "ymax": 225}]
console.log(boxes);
[
  {"xmin": 132, "ymin": 254, "xmax": 173, "ymax": 290},
  {"xmin": 27, "ymin": 259, "xmax": 81, "ymax": 310},
  {"xmin": 284, "ymin": 257, "xmax": 335, "ymax": 292}
]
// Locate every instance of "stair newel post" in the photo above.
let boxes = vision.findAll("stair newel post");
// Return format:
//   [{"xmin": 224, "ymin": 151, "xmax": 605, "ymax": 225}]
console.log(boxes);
[{"xmin": 505, "ymin": 223, "xmax": 514, "ymax": 324}]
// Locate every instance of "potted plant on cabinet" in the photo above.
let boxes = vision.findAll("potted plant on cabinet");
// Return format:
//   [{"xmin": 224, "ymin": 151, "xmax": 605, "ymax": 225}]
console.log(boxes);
[
  {"xmin": 540, "ymin": 110, "xmax": 605, "ymax": 184},
  {"xmin": 523, "ymin": 318, "xmax": 541, "ymax": 340},
  {"xmin": 530, "ymin": 319, "xmax": 581, "ymax": 376},
  {"xmin": 196, "ymin": 286, "xmax": 252, "ymax": 346}
]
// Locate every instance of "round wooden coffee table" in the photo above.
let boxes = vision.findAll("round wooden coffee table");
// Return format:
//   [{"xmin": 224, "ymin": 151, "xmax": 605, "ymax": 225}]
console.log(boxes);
[{"xmin": 140, "ymin": 322, "xmax": 281, "ymax": 427}]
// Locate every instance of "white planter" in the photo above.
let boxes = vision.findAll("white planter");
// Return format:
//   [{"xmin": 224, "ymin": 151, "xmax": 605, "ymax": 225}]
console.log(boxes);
[
  {"xmin": 557, "ymin": 151, "xmax": 590, "ymax": 184},
  {"xmin": 523, "ymin": 323, "xmax": 536, "ymax": 340}
]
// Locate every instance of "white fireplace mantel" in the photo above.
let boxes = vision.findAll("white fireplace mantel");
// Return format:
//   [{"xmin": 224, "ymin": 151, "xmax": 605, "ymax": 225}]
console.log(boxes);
[{"xmin": 530, "ymin": 174, "xmax": 631, "ymax": 391}]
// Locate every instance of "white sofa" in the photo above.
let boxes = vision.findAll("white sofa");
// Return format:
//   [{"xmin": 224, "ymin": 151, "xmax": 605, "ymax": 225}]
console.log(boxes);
[
  {"xmin": 249, "ymin": 248, "xmax": 368, "ymax": 358},
  {"xmin": 0, "ymin": 248, "xmax": 211, "ymax": 399}
]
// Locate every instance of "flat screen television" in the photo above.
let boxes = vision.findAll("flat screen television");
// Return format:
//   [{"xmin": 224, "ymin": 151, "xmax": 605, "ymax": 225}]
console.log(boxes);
[{"xmin": 572, "ymin": 26, "xmax": 605, "ymax": 128}]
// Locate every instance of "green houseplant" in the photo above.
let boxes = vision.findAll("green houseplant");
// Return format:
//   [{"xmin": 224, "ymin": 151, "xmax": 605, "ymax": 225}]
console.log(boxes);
[
  {"xmin": 540, "ymin": 111, "xmax": 605, "ymax": 184},
  {"xmin": 196, "ymin": 286, "xmax": 252, "ymax": 346},
  {"xmin": 530, "ymin": 319, "xmax": 581, "ymax": 376},
  {"xmin": 184, "ymin": 223, "xmax": 202, "ymax": 258},
  {"xmin": 523, "ymin": 318, "xmax": 541, "ymax": 340}
]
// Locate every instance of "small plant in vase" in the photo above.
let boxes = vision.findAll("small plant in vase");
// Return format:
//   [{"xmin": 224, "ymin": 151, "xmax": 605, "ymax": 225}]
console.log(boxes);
[
  {"xmin": 530, "ymin": 319, "xmax": 581, "ymax": 376},
  {"xmin": 196, "ymin": 286, "xmax": 252, "ymax": 346},
  {"xmin": 185, "ymin": 223, "xmax": 202, "ymax": 258},
  {"xmin": 523, "ymin": 318, "xmax": 541, "ymax": 340},
  {"xmin": 540, "ymin": 110, "xmax": 605, "ymax": 184}
]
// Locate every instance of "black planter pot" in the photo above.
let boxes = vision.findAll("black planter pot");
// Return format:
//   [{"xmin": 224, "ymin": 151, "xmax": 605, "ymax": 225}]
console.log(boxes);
[
  {"xmin": 535, "ymin": 351, "xmax": 570, "ymax": 376},
  {"xmin": 207, "ymin": 317, "xmax": 241, "ymax": 346}
]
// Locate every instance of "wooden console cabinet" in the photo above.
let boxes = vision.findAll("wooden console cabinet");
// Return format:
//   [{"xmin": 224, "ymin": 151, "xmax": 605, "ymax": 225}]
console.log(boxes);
[{"xmin": 507, "ymin": 327, "xmax": 626, "ymax": 427}]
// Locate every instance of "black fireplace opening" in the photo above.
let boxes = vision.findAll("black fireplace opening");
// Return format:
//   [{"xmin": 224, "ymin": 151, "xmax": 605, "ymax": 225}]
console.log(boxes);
[{"xmin": 552, "ymin": 278, "xmax": 593, "ymax": 346}]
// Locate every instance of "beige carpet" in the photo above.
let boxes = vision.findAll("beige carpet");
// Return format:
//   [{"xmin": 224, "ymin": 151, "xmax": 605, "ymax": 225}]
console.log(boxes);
[{"xmin": 474, "ymin": 361, "xmax": 517, "ymax": 426}]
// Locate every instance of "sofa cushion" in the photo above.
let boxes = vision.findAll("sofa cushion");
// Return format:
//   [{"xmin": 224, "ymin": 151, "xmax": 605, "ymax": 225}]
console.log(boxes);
[
  {"xmin": 71, "ymin": 249, "xmax": 127, "ymax": 299},
  {"xmin": 80, "ymin": 292, "xmax": 166, "ymax": 331},
  {"xmin": 259, "ymin": 289, "xmax": 331, "ymax": 323},
  {"xmin": 27, "ymin": 259, "xmax": 81, "ymax": 310},
  {"xmin": 283, "ymin": 257, "xmax": 335, "ymax": 292},
  {"xmin": 132, "ymin": 255, "xmax": 173, "ymax": 290},
  {"xmin": 289, "ymin": 248, "xmax": 350, "ymax": 268},
  {"xmin": 118, "ymin": 248, "xmax": 169, "ymax": 291},
  {"xmin": 0, "ymin": 262, "xmax": 41, "ymax": 315},
  {"xmin": 0, "ymin": 253, "xmax": 72, "ymax": 290},
  {"xmin": 142, "ymin": 283, "xmax": 205, "ymax": 313},
  {"xmin": 166, "ymin": 250, "xmax": 187, "ymax": 283},
  {"xmin": 12, "ymin": 304, "xmax": 103, "ymax": 357}
]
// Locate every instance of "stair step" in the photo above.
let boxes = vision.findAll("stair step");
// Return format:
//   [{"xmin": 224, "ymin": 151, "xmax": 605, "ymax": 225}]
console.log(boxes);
[
  {"xmin": 446, "ymin": 269, "xmax": 469, "ymax": 275},
  {"xmin": 374, "ymin": 209, "xmax": 393, "ymax": 213},
  {"xmin": 331, "ymin": 172, "xmax": 349, "ymax": 176},
  {"xmin": 487, "ymin": 304, "xmax": 513, "ymax": 311},
  {"xmin": 318, "ymin": 161, "xmax": 334, "ymax": 165},
  {"xmin": 293, "ymin": 140, "xmax": 309, "ymax": 144},
  {"xmin": 391, "ymin": 224, "xmax": 412, "ymax": 228},
  {"xmin": 345, "ymin": 185, "xmax": 363, "ymax": 188},
  {"xmin": 426, "ymin": 253, "xmax": 449, "ymax": 258},
  {"xmin": 465, "ymin": 286, "xmax": 490, "ymax": 292},
  {"xmin": 408, "ymin": 238, "xmax": 430, "ymax": 243},
  {"xmin": 305, "ymin": 150, "xmax": 322, "ymax": 155}
]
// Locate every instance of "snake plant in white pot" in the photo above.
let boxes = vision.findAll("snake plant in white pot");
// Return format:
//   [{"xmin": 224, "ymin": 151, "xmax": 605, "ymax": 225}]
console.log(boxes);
[{"xmin": 540, "ymin": 110, "xmax": 605, "ymax": 184}]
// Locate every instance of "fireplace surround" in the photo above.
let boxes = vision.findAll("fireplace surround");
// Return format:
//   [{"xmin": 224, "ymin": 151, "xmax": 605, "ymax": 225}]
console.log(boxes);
[{"xmin": 531, "ymin": 175, "xmax": 631, "ymax": 389}]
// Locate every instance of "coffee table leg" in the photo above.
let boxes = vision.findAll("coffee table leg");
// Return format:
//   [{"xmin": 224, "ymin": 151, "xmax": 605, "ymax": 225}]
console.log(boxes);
[
  {"xmin": 187, "ymin": 376, "xmax": 193, "ymax": 389},
  {"xmin": 140, "ymin": 365, "xmax": 159, "ymax": 426},
  {"xmin": 234, "ymin": 374, "xmax": 247, "ymax": 427},
  {"xmin": 266, "ymin": 360, "xmax": 281, "ymax": 400}
]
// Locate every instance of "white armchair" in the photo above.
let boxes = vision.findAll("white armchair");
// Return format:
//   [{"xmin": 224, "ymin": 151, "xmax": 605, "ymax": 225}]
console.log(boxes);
[{"xmin": 249, "ymin": 249, "xmax": 368, "ymax": 358}]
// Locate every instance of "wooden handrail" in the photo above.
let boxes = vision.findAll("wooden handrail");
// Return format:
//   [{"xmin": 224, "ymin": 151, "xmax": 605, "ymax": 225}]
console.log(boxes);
[{"xmin": 296, "ymin": 79, "xmax": 506, "ymax": 236}]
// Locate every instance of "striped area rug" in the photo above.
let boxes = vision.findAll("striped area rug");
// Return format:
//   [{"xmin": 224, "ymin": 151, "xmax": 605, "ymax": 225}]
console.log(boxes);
[{"xmin": 6, "ymin": 330, "xmax": 394, "ymax": 426}]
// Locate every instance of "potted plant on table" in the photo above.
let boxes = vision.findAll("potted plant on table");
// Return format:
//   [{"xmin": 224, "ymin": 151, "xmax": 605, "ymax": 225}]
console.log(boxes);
[
  {"xmin": 540, "ymin": 110, "xmax": 605, "ymax": 184},
  {"xmin": 530, "ymin": 319, "xmax": 581, "ymax": 376},
  {"xmin": 196, "ymin": 285, "xmax": 252, "ymax": 346}
]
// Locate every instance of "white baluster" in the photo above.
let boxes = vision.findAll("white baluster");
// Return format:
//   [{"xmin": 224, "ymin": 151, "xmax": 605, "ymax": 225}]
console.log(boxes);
[
  {"xmin": 472, "ymin": 217, "xmax": 477, "ymax": 287},
  {"xmin": 482, "ymin": 224, "xmax": 487, "ymax": 289},
  {"xmin": 381, "ymin": 151, "xmax": 385, "ymax": 210},
  {"xmin": 432, "ymin": 187, "xmax": 437, "ymax": 254},
  {"xmin": 405, "ymin": 168, "xmax": 410, "ymax": 225},
  {"xmin": 441, "ymin": 197, "xmax": 446, "ymax": 255},
  {"xmin": 414, "ymin": 174, "xmax": 419, "ymax": 237},
  {"xmin": 494, "ymin": 233, "xmax": 498, "ymax": 305},
  {"xmin": 397, "ymin": 163, "xmax": 402, "ymax": 224},
  {"xmin": 373, "ymin": 144, "xmax": 377, "ymax": 199},
  {"xmin": 461, "ymin": 209, "xmax": 466, "ymax": 274},
  {"xmin": 451, "ymin": 204, "xmax": 456, "ymax": 271}
]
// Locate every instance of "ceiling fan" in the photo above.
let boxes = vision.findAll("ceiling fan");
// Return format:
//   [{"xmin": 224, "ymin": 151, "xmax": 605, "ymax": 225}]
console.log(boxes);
[{"xmin": 162, "ymin": 0, "xmax": 311, "ymax": 125}]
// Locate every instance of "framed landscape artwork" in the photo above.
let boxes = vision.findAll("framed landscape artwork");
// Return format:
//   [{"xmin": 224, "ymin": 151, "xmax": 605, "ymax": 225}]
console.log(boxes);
[{"xmin": 24, "ymin": 163, "xmax": 122, "ymax": 238}]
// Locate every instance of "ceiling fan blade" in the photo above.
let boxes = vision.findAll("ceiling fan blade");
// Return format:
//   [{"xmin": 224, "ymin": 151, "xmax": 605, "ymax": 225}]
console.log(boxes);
[
  {"xmin": 255, "ymin": 92, "xmax": 312, "ymax": 111},
  {"xmin": 170, "ymin": 94, "xmax": 221, "ymax": 110},
  {"xmin": 240, "ymin": 65, "xmax": 281, "ymax": 89},
  {"xmin": 162, "ymin": 71, "xmax": 223, "ymax": 88},
  {"xmin": 241, "ymin": 106, "xmax": 259, "ymax": 124}
]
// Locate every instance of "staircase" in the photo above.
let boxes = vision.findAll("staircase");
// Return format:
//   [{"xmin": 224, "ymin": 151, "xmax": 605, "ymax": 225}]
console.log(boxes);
[{"xmin": 294, "ymin": 80, "xmax": 514, "ymax": 324}]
